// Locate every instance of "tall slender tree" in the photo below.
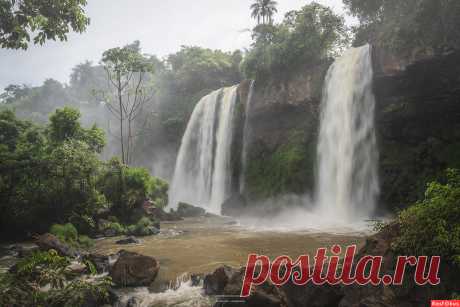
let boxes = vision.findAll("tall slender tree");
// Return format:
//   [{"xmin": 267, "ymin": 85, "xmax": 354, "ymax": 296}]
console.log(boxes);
[
  {"xmin": 251, "ymin": 0, "xmax": 278, "ymax": 25},
  {"xmin": 100, "ymin": 41, "xmax": 155, "ymax": 165}
]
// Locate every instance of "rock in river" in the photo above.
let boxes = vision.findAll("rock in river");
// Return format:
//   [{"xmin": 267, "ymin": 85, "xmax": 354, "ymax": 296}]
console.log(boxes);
[
  {"xmin": 35, "ymin": 233, "xmax": 78, "ymax": 257},
  {"xmin": 116, "ymin": 236, "xmax": 141, "ymax": 245},
  {"xmin": 109, "ymin": 250, "xmax": 160, "ymax": 287}
]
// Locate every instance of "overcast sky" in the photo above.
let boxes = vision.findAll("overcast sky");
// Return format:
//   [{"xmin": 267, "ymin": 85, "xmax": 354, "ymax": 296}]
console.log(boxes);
[{"xmin": 0, "ymin": 0, "xmax": 351, "ymax": 90}]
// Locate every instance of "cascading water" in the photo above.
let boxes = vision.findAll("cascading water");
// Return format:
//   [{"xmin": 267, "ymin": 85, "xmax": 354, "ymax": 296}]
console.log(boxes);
[
  {"xmin": 239, "ymin": 80, "xmax": 255, "ymax": 193},
  {"xmin": 315, "ymin": 44, "xmax": 379, "ymax": 222},
  {"xmin": 168, "ymin": 86, "xmax": 238, "ymax": 214}
]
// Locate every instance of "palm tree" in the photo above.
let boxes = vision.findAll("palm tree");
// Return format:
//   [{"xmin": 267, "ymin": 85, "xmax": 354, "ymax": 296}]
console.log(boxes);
[
  {"xmin": 251, "ymin": 0, "xmax": 278, "ymax": 25},
  {"xmin": 250, "ymin": 0, "xmax": 263, "ymax": 24},
  {"xmin": 261, "ymin": 0, "xmax": 278, "ymax": 24}
]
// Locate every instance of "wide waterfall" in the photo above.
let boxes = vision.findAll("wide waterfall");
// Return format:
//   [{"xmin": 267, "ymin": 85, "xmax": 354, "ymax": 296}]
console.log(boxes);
[
  {"xmin": 168, "ymin": 86, "xmax": 238, "ymax": 214},
  {"xmin": 315, "ymin": 44, "xmax": 379, "ymax": 221}
]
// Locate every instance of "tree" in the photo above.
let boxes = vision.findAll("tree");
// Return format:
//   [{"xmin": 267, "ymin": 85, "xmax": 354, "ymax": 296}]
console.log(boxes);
[
  {"xmin": 49, "ymin": 107, "xmax": 82, "ymax": 142},
  {"xmin": 0, "ymin": 0, "xmax": 90, "ymax": 49},
  {"xmin": 344, "ymin": 0, "xmax": 460, "ymax": 52},
  {"xmin": 242, "ymin": 2, "xmax": 349, "ymax": 80},
  {"xmin": 0, "ymin": 108, "xmax": 106, "ymax": 238},
  {"xmin": 100, "ymin": 41, "xmax": 155, "ymax": 165},
  {"xmin": 251, "ymin": 0, "xmax": 278, "ymax": 25}
]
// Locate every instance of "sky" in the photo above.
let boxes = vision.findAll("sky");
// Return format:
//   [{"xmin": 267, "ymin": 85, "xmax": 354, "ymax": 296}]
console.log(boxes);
[{"xmin": 0, "ymin": 0, "xmax": 351, "ymax": 90}]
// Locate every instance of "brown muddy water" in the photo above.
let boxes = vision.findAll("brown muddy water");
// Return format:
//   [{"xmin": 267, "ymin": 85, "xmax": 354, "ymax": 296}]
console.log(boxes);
[{"xmin": 91, "ymin": 215, "xmax": 366, "ymax": 287}]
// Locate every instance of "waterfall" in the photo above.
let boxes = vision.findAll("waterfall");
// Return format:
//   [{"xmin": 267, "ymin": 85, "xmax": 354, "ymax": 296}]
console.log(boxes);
[
  {"xmin": 239, "ymin": 80, "xmax": 255, "ymax": 194},
  {"xmin": 168, "ymin": 86, "xmax": 238, "ymax": 214},
  {"xmin": 315, "ymin": 45, "xmax": 379, "ymax": 221}
]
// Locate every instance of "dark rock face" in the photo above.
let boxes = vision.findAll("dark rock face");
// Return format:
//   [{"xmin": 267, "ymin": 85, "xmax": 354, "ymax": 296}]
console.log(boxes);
[
  {"xmin": 34, "ymin": 233, "xmax": 78, "ymax": 257},
  {"xmin": 373, "ymin": 48, "xmax": 460, "ymax": 210},
  {"xmin": 233, "ymin": 46, "xmax": 460, "ymax": 213},
  {"xmin": 109, "ymin": 250, "xmax": 160, "ymax": 287},
  {"xmin": 240, "ymin": 61, "xmax": 330, "ymax": 201}
]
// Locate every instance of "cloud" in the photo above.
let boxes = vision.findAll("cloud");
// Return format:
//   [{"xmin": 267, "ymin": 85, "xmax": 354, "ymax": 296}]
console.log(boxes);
[{"xmin": 0, "ymin": 0, "xmax": 351, "ymax": 90}]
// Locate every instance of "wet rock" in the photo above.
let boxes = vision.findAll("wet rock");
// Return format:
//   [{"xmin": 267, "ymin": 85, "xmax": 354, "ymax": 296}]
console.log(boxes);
[
  {"xmin": 84, "ymin": 253, "xmax": 110, "ymax": 273},
  {"xmin": 176, "ymin": 202, "xmax": 206, "ymax": 217},
  {"xmin": 203, "ymin": 265, "xmax": 239, "ymax": 295},
  {"xmin": 208, "ymin": 266, "xmax": 286, "ymax": 307},
  {"xmin": 103, "ymin": 228, "xmax": 117, "ymax": 237},
  {"xmin": 142, "ymin": 201, "xmax": 182, "ymax": 223},
  {"xmin": 281, "ymin": 272, "xmax": 343, "ymax": 307},
  {"xmin": 116, "ymin": 236, "xmax": 141, "ymax": 245},
  {"xmin": 110, "ymin": 250, "xmax": 160, "ymax": 287},
  {"xmin": 68, "ymin": 262, "xmax": 87, "ymax": 275},
  {"xmin": 126, "ymin": 297, "xmax": 142, "ymax": 307},
  {"xmin": 35, "ymin": 233, "xmax": 78, "ymax": 257},
  {"xmin": 191, "ymin": 273, "xmax": 203, "ymax": 287}
]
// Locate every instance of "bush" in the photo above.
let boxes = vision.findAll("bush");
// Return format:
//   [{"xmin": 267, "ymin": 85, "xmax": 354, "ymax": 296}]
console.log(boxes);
[
  {"xmin": 99, "ymin": 158, "xmax": 169, "ymax": 221},
  {"xmin": 246, "ymin": 140, "xmax": 313, "ymax": 199},
  {"xmin": 394, "ymin": 169, "xmax": 460, "ymax": 266},
  {"xmin": 77, "ymin": 235, "xmax": 94, "ymax": 248},
  {"xmin": 126, "ymin": 217, "xmax": 159, "ymax": 237},
  {"xmin": 0, "ymin": 250, "xmax": 112, "ymax": 307},
  {"xmin": 50, "ymin": 223, "xmax": 78, "ymax": 245},
  {"xmin": 69, "ymin": 214, "xmax": 96, "ymax": 235},
  {"xmin": 101, "ymin": 222, "xmax": 126, "ymax": 236},
  {"xmin": 50, "ymin": 223, "xmax": 95, "ymax": 248}
]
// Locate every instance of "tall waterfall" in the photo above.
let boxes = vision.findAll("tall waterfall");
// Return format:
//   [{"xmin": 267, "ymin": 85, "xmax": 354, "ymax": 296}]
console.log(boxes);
[
  {"xmin": 239, "ymin": 80, "xmax": 255, "ymax": 193},
  {"xmin": 316, "ymin": 45, "xmax": 379, "ymax": 221},
  {"xmin": 168, "ymin": 86, "xmax": 238, "ymax": 214}
]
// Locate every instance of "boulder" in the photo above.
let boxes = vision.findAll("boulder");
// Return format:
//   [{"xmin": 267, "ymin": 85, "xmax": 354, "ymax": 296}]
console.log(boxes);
[
  {"xmin": 68, "ymin": 262, "xmax": 87, "ymax": 275},
  {"xmin": 34, "ymin": 233, "xmax": 78, "ymax": 257},
  {"xmin": 206, "ymin": 266, "xmax": 286, "ymax": 307},
  {"xmin": 116, "ymin": 236, "xmax": 140, "ymax": 245},
  {"xmin": 203, "ymin": 265, "xmax": 238, "ymax": 295},
  {"xmin": 176, "ymin": 202, "xmax": 206, "ymax": 218},
  {"xmin": 109, "ymin": 250, "xmax": 160, "ymax": 287}
]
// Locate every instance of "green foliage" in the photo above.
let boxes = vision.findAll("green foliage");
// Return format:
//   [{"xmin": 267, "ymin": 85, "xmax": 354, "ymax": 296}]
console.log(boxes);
[
  {"xmin": 104, "ymin": 222, "xmax": 126, "ymax": 235},
  {"xmin": 0, "ymin": 0, "xmax": 90, "ymax": 50},
  {"xmin": 344, "ymin": 0, "xmax": 460, "ymax": 53},
  {"xmin": 50, "ymin": 223, "xmax": 79, "ymax": 245},
  {"xmin": 246, "ymin": 138, "xmax": 313, "ymax": 199},
  {"xmin": 49, "ymin": 223, "xmax": 94, "ymax": 248},
  {"xmin": 77, "ymin": 235, "xmax": 94, "ymax": 249},
  {"xmin": 126, "ymin": 217, "xmax": 159, "ymax": 236},
  {"xmin": 0, "ymin": 250, "xmax": 112, "ymax": 307},
  {"xmin": 242, "ymin": 2, "xmax": 349, "ymax": 80},
  {"xmin": 150, "ymin": 177, "xmax": 169, "ymax": 208},
  {"xmin": 0, "ymin": 108, "xmax": 107, "ymax": 238},
  {"xmin": 99, "ymin": 157, "xmax": 166, "ymax": 220},
  {"xmin": 49, "ymin": 107, "xmax": 82, "ymax": 142},
  {"xmin": 394, "ymin": 169, "xmax": 460, "ymax": 267},
  {"xmin": 156, "ymin": 46, "xmax": 242, "ymax": 137}
]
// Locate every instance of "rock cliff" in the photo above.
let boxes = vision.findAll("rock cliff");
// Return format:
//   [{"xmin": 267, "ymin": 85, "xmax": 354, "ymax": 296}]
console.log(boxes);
[{"xmin": 240, "ymin": 47, "xmax": 460, "ymax": 211}]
